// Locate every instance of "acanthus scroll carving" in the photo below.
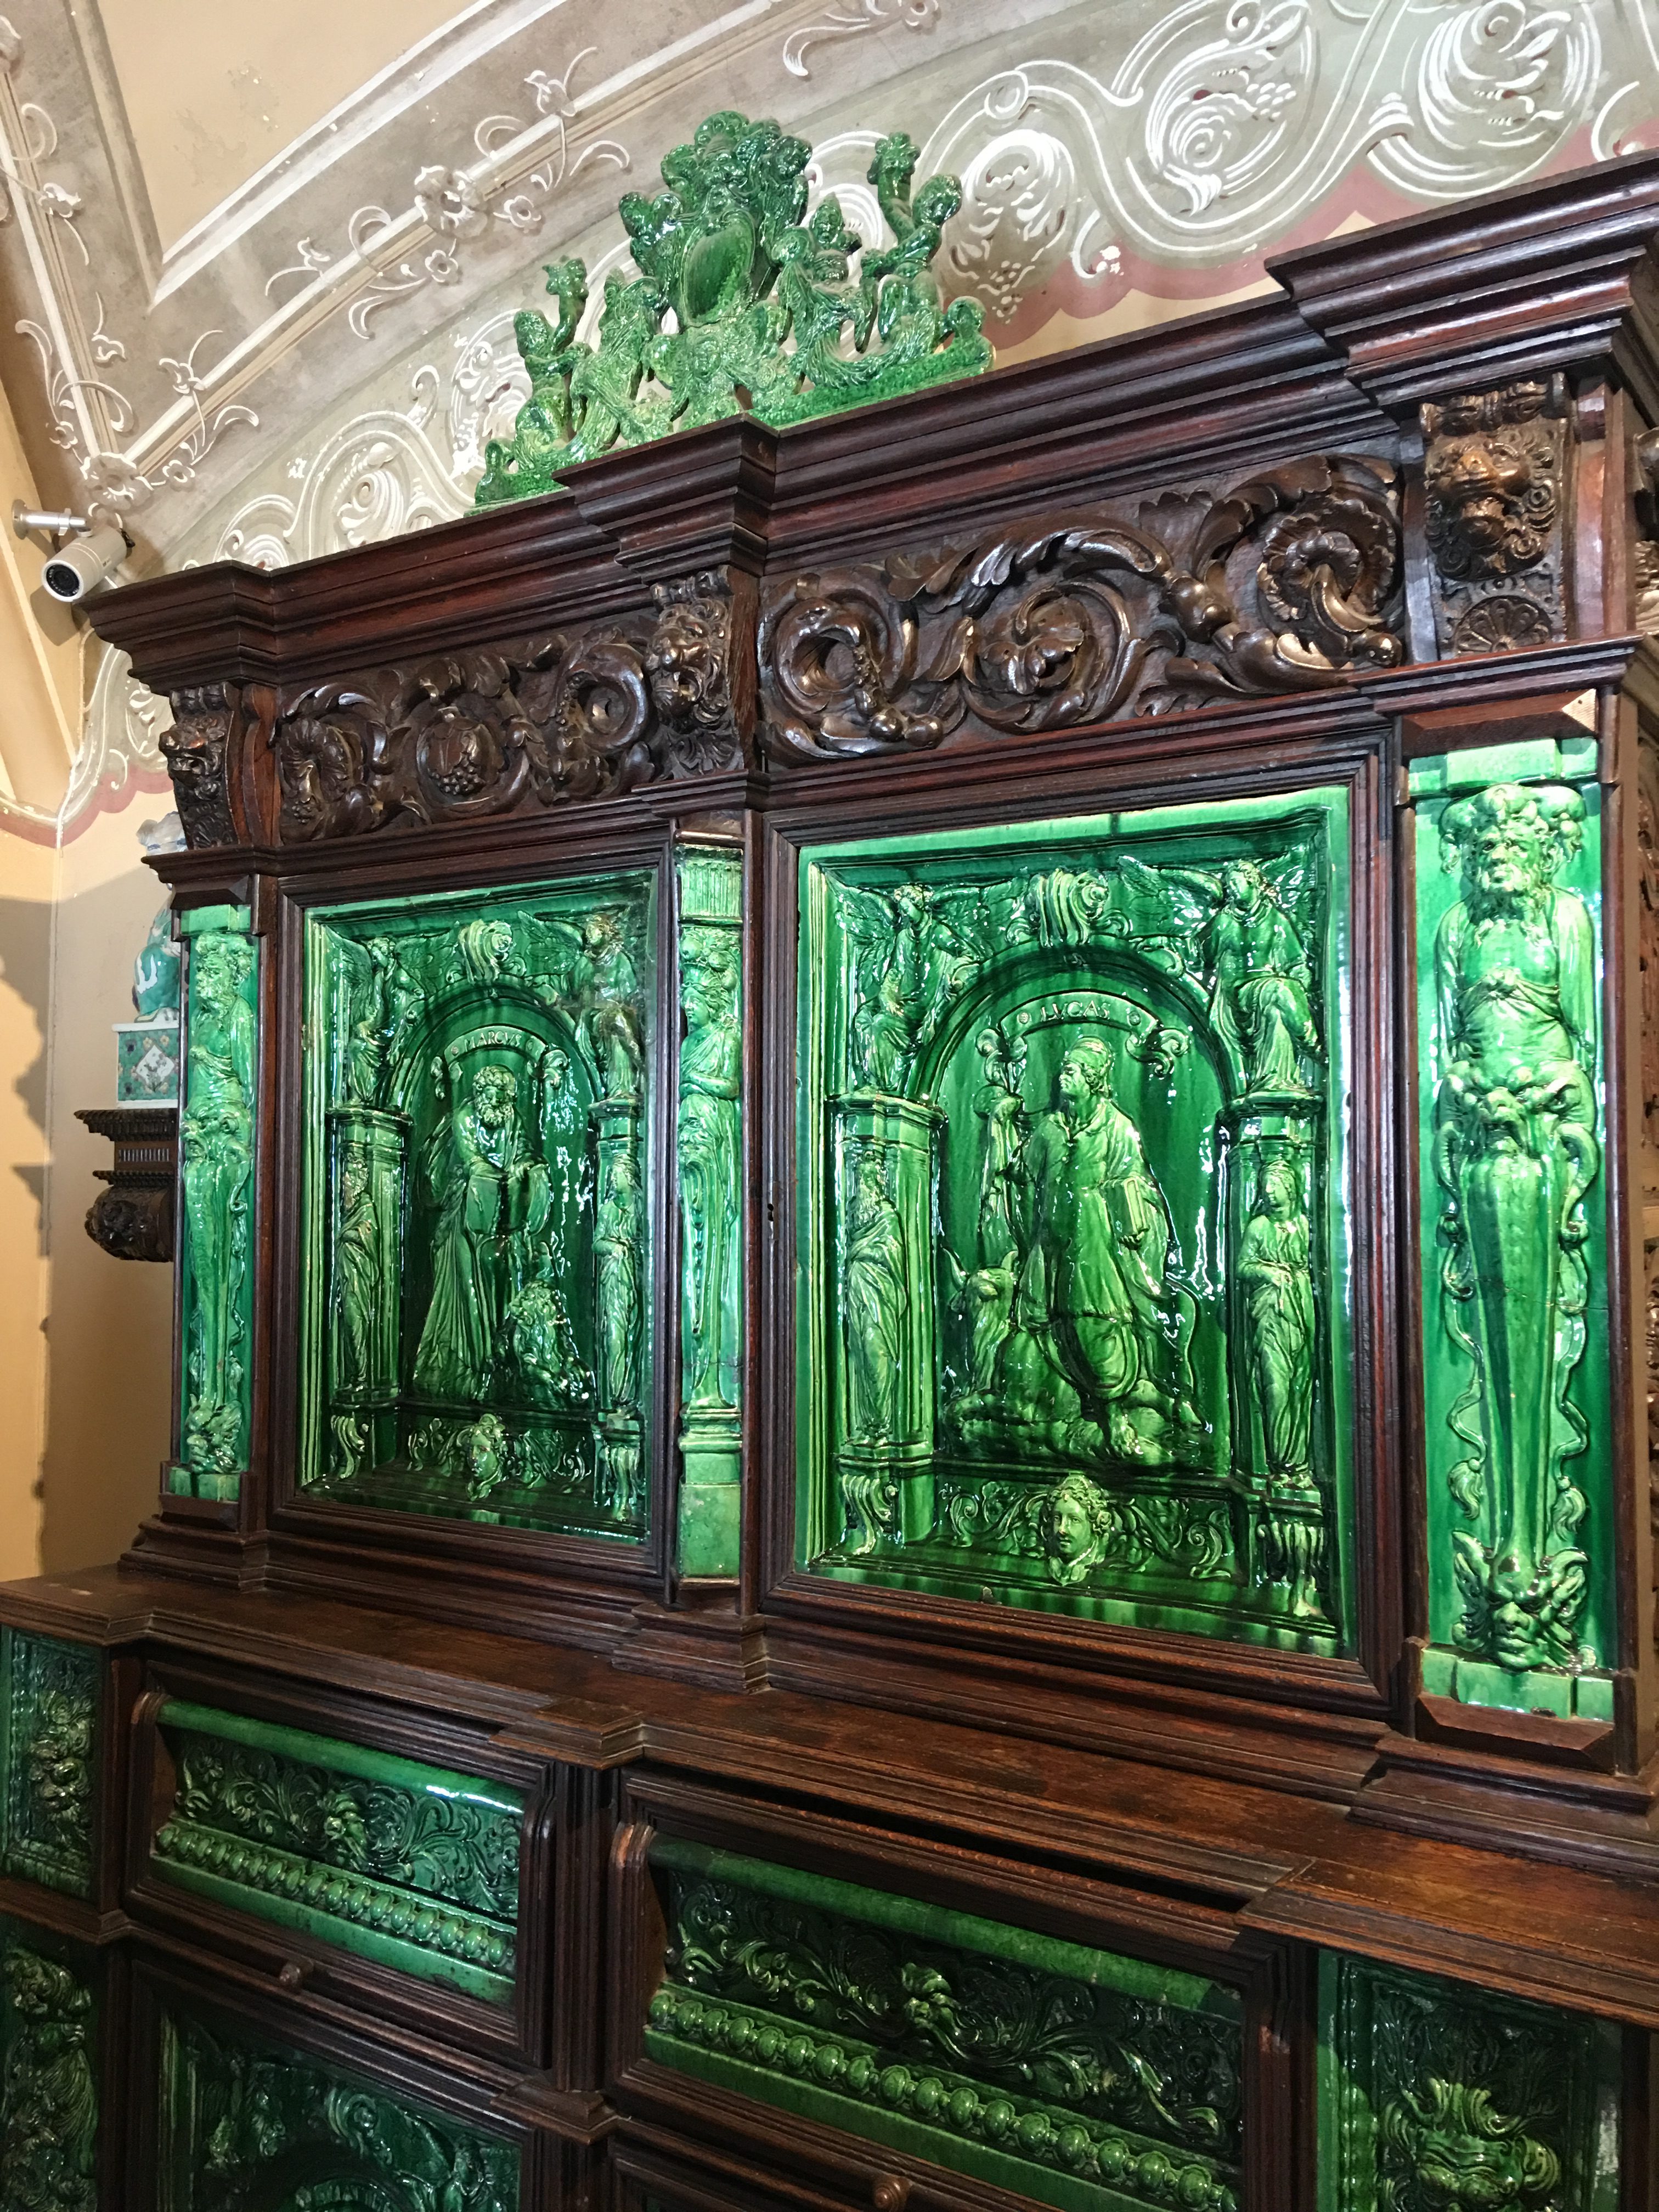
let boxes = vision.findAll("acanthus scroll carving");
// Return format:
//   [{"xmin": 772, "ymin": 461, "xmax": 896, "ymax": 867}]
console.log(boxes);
[
  {"xmin": 758, "ymin": 455, "xmax": 1401, "ymax": 763},
  {"xmin": 1421, "ymin": 377, "xmax": 1567, "ymax": 657}
]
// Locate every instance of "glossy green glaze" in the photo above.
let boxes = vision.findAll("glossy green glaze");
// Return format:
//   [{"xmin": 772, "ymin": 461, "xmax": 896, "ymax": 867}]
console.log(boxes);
[
  {"xmin": 1316, "ymin": 1954, "xmax": 1619, "ymax": 2212},
  {"xmin": 150, "ymin": 1700, "xmax": 522, "ymax": 2002},
  {"xmin": 0, "ymin": 1920, "xmax": 99, "ymax": 2212},
  {"xmin": 676, "ymin": 847, "xmax": 743, "ymax": 1578},
  {"xmin": 299, "ymin": 874, "xmax": 656, "ymax": 1540},
  {"xmin": 795, "ymin": 793, "xmax": 1355, "ymax": 1650},
  {"xmin": 1412, "ymin": 741, "xmax": 1615, "ymax": 1715},
  {"xmin": 157, "ymin": 1997, "xmax": 518, "ymax": 2211},
  {"xmin": 174, "ymin": 905, "xmax": 258, "ymax": 1499},
  {"xmin": 0, "ymin": 1633, "xmax": 98, "ymax": 1900},
  {"xmin": 647, "ymin": 1837, "xmax": 1242, "ymax": 2212},
  {"xmin": 474, "ymin": 111, "xmax": 990, "ymax": 506}
]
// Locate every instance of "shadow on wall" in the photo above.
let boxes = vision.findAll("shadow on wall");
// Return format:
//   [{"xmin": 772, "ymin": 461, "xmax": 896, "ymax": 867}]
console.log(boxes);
[
  {"xmin": 39, "ymin": 866, "xmax": 174, "ymax": 1575},
  {"xmin": 0, "ymin": 884, "xmax": 52, "ymax": 1579}
]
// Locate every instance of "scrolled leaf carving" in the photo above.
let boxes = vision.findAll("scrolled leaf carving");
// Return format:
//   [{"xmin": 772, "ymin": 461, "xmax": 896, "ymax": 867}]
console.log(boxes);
[
  {"xmin": 759, "ymin": 456, "xmax": 1401, "ymax": 761},
  {"xmin": 274, "ymin": 631, "xmax": 661, "ymax": 840}
]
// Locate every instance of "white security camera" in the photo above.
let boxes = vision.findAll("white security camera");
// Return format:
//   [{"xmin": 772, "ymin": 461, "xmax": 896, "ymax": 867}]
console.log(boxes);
[{"xmin": 38, "ymin": 521, "xmax": 131, "ymax": 603}]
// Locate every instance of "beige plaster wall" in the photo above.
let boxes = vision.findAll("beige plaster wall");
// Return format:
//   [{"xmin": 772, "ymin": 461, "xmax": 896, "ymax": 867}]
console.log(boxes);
[{"xmin": 0, "ymin": 831, "xmax": 54, "ymax": 1582}]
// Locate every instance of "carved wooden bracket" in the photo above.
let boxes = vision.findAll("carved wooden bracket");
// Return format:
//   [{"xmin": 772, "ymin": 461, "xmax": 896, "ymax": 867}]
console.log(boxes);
[{"xmin": 77, "ymin": 1105, "xmax": 177, "ymax": 1263}]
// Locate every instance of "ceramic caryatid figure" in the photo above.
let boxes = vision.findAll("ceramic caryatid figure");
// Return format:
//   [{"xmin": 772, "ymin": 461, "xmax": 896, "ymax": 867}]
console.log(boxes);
[
  {"xmin": 1432, "ymin": 781, "xmax": 1599, "ymax": 1674},
  {"xmin": 678, "ymin": 927, "xmax": 741, "ymax": 1412},
  {"xmin": 842, "ymin": 1146, "xmax": 907, "ymax": 1448},
  {"xmin": 413, "ymin": 1060, "xmax": 554, "ymax": 1403},
  {"xmin": 475, "ymin": 110, "xmax": 990, "ymax": 505},
  {"xmin": 179, "ymin": 926, "xmax": 257, "ymax": 1482},
  {"xmin": 1239, "ymin": 1155, "xmax": 1316, "ymax": 1485}
]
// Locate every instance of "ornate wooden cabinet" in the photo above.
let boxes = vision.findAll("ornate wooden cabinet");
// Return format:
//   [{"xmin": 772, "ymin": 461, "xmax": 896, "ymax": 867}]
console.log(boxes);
[{"xmin": 4, "ymin": 133, "xmax": 1659, "ymax": 2212}]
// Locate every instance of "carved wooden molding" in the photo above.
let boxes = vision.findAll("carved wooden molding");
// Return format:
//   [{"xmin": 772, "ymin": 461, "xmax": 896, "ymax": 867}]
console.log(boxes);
[{"xmin": 77, "ymin": 1107, "xmax": 177, "ymax": 1263}]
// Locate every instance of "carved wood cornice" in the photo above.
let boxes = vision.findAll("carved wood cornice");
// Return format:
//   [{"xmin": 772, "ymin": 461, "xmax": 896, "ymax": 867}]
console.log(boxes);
[{"xmin": 84, "ymin": 149, "xmax": 1659, "ymax": 852}]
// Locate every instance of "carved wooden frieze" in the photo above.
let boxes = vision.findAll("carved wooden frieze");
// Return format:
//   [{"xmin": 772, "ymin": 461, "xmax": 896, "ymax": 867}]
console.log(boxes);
[
  {"xmin": 1420, "ymin": 379, "xmax": 1568, "ymax": 656},
  {"xmin": 759, "ymin": 456, "xmax": 1402, "ymax": 763},
  {"xmin": 268, "ymin": 579, "xmax": 752, "ymax": 848}
]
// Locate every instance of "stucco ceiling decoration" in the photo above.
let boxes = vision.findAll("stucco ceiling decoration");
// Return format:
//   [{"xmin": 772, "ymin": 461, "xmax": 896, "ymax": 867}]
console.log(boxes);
[{"xmin": 1, "ymin": 0, "xmax": 1656, "ymax": 834}]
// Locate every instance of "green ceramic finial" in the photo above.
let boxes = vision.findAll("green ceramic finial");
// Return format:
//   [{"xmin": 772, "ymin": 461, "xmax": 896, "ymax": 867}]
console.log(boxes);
[{"xmin": 475, "ymin": 111, "xmax": 991, "ymax": 506}]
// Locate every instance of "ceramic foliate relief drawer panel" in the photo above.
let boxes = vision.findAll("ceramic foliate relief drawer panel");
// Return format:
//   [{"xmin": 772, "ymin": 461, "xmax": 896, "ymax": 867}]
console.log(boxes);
[
  {"xmin": 1317, "ymin": 1955, "xmax": 1621, "ymax": 2211},
  {"xmin": 0, "ymin": 1917, "xmax": 101, "ymax": 2209},
  {"xmin": 173, "ymin": 904, "xmax": 259, "ymax": 1503},
  {"xmin": 0, "ymin": 1630, "xmax": 100, "ymax": 1899},
  {"xmin": 795, "ymin": 791, "xmax": 1355, "ymax": 1646},
  {"xmin": 154, "ymin": 1993, "xmax": 521, "ymax": 2212},
  {"xmin": 1409, "ymin": 739, "xmax": 1616, "ymax": 1720},
  {"xmin": 299, "ymin": 873, "xmax": 655, "ymax": 1539},
  {"xmin": 149, "ymin": 1700, "xmax": 523, "ymax": 2001},
  {"xmin": 645, "ymin": 1838, "xmax": 1243, "ymax": 2212}
]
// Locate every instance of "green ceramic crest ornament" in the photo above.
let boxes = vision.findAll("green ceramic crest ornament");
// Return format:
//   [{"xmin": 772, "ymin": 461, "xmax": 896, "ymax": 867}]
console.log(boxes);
[{"xmin": 475, "ymin": 111, "xmax": 991, "ymax": 505}]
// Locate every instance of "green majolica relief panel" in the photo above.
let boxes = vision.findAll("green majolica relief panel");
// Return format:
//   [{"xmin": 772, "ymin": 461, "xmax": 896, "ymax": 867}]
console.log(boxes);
[
  {"xmin": 0, "ymin": 1918, "xmax": 100, "ymax": 2212},
  {"xmin": 150, "ymin": 1701, "xmax": 523, "ymax": 2002},
  {"xmin": 1317, "ymin": 1954, "xmax": 1620, "ymax": 2212},
  {"xmin": 0, "ymin": 1632, "xmax": 99, "ymax": 1900},
  {"xmin": 795, "ymin": 792, "xmax": 1355, "ymax": 1651},
  {"xmin": 300, "ymin": 873, "xmax": 655, "ymax": 1540},
  {"xmin": 647, "ymin": 1838, "xmax": 1243, "ymax": 2212},
  {"xmin": 174, "ymin": 905, "xmax": 258, "ymax": 1500},
  {"xmin": 676, "ymin": 845, "xmax": 743, "ymax": 1578},
  {"xmin": 157, "ymin": 1996, "xmax": 519, "ymax": 2212},
  {"xmin": 1412, "ymin": 741, "xmax": 1615, "ymax": 1719}
]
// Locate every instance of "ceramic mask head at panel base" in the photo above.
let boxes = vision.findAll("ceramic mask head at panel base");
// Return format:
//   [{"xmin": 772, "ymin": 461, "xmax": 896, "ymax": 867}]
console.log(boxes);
[
  {"xmin": 300, "ymin": 874, "xmax": 655, "ymax": 1542},
  {"xmin": 796, "ymin": 792, "xmax": 1355, "ymax": 1653}
]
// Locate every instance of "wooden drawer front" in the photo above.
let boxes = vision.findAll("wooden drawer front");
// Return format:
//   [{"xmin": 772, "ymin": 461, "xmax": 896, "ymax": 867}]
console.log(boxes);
[
  {"xmin": 153, "ymin": 1987, "xmax": 523, "ymax": 2211},
  {"xmin": 0, "ymin": 1629, "xmax": 101, "ymax": 1899},
  {"xmin": 149, "ymin": 1698, "xmax": 523, "ymax": 2002},
  {"xmin": 644, "ymin": 1837, "xmax": 1244, "ymax": 2212}
]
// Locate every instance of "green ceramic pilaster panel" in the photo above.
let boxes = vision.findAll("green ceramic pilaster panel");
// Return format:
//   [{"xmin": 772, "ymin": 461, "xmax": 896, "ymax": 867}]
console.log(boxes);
[
  {"xmin": 173, "ymin": 904, "xmax": 258, "ymax": 1500},
  {"xmin": 156, "ymin": 1994, "xmax": 520, "ymax": 2211},
  {"xmin": 795, "ymin": 791, "xmax": 1356, "ymax": 1652},
  {"xmin": 0, "ymin": 1916, "xmax": 100, "ymax": 2212},
  {"xmin": 646, "ymin": 1837, "xmax": 1243, "ymax": 2212},
  {"xmin": 474, "ymin": 111, "xmax": 990, "ymax": 506},
  {"xmin": 299, "ymin": 873, "xmax": 656, "ymax": 1540},
  {"xmin": 150, "ymin": 1700, "xmax": 523, "ymax": 2002},
  {"xmin": 1317, "ymin": 1953, "xmax": 1620, "ymax": 2211},
  {"xmin": 675, "ymin": 844, "xmax": 743, "ymax": 1579},
  {"xmin": 0, "ymin": 1632, "xmax": 99, "ymax": 1899},
  {"xmin": 1411, "ymin": 739, "xmax": 1616, "ymax": 1718}
]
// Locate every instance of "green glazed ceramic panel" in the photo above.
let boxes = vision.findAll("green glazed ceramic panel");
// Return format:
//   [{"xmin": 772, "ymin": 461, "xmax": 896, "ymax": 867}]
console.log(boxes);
[
  {"xmin": 0, "ymin": 1630, "xmax": 99, "ymax": 1899},
  {"xmin": 150, "ymin": 1700, "xmax": 523, "ymax": 2003},
  {"xmin": 646, "ymin": 1837, "xmax": 1243, "ymax": 2212},
  {"xmin": 795, "ymin": 791, "xmax": 1356, "ymax": 1651},
  {"xmin": 1412, "ymin": 739, "xmax": 1615, "ymax": 1718},
  {"xmin": 676, "ymin": 845, "xmax": 743, "ymax": 1578},
  {"xmin": 173, "ymin": 904, "xmax": 258, "ymax": 1501},
  {"xmin": 299, "ymin": 872, "xmax": 656, "ymax": 1541},
  {"xmin": 1316, "ymin": 1953, "xmax": 1620, "ymax": 2212},
  {"xmin": 0, "ymin": 1916, "xmax": 99, "ymax": 2211},
  {"xmin": 156, "ymin": 1993, "xmax": 519, "ymax": 2212}
]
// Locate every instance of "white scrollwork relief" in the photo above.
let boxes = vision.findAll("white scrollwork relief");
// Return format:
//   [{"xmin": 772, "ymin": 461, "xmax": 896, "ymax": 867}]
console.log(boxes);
[
  {"xmin": 783, "ymin": 0, "xmax": 943, "ymax": 79},
  {"xmin": 212, "ymin": 413, "xmax": 469, "ymax": 571}
]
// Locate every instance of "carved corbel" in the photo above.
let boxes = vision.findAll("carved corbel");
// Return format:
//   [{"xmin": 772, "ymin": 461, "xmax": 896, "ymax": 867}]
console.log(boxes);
[
  {"xmin": 1420, "ymin": 377, "xmax": 1568, "ymax": 655},
  {"xmin": 644, "ymin": 569, "xmax": 754, "ymax": 777},
  {"xmin": 77, "ymin": 1106, "xmax": 176, "ymax": 1262},
  {"xmin": 162, "ymin": 684, "xmax": 241, "ymax": 848}
]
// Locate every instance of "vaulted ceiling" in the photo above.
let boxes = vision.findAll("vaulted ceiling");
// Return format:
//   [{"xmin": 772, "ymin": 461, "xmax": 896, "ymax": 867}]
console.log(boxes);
[{"xmin": 0, "ymin": 0, "xmax": 1652, "ymax": 828}]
